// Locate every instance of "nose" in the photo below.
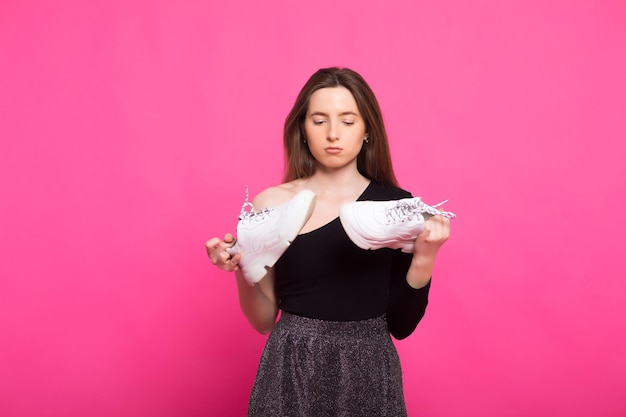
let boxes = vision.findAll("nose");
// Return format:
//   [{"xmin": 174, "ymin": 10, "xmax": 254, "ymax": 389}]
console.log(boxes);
[{"xmin": 326, "ymin": 121, "xmax": 339, "ymax": 142}]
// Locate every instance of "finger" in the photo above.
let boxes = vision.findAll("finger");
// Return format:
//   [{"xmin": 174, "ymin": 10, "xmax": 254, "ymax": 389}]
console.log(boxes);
[
  {"xmin": 431, "ymin": 215, "xmax": 450, "ymax": 242},
  {"xmin": 441, "ymin": 216, "xmax": 451, "ymax": 237},
  {"xmin": 222, "ymin": 251, "xmax": 241, "ymax": 271},
  {"xmin": 219, "ymin": 249, "xmax": 233, "ymax": 265},
  {"xmin": 210, "ymin": 243, "xmax": 231, "ymax": 265},
  {"xmin": 206, "ymin": 237, "xmax": 221, "ymax": 249},
  {"xmin": 224, "ymin": 233, "xmax": 235, "ymax": 244},
  {"xmin": 206, "ymin": 237, "xmax": 223, "ymax": 258},
  {"xmin": 423, "ymin": 215, "xmax": 446, "ymax": 242},
  {"xmin": 230, "ymin": 251, "xmax": 242, "ymax": 266}
]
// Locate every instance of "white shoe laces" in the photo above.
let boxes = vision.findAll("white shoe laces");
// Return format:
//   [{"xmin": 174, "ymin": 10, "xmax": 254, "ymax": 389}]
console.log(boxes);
[
  {"xmin": 237, "ymin": 186, "xmax": 275, "ymax": 224},
  {"xmin": 227, "ymin": 187, "xmax": 276, "ymax": 256},
  {"xmin": 384, "ymin": 199, "xmax": 457, "ymax": 224}
]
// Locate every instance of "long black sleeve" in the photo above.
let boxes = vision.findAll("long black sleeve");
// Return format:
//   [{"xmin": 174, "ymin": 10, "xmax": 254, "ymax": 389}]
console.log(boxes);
[{"xmin": 386, "ymin": 250, "xmax": 431, "ymax": 340}]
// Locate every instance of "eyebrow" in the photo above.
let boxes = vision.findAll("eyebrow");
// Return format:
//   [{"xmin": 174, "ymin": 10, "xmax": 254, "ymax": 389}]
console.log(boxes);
[{"xmin": 309, "ymin": 111, "xmax": 359, "ymax": 117}]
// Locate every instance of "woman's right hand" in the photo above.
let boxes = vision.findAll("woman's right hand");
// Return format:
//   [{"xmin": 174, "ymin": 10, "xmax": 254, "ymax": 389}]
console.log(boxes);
[{"xmin": 205, "ymin": 233, "xmax": 241, "ymax": 272}]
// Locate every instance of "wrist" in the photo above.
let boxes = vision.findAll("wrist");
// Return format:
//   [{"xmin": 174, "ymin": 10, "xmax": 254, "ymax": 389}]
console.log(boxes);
[{"xmin": 406, "ymin": 255, "xmax": 435, "ymax": 288}]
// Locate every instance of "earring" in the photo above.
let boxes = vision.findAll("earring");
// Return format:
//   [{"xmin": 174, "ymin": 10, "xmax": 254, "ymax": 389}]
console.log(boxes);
[
  {"xmin": 364, "ymin": 135, "xmax": 369, "ymax": 144},
  {"xmin": 303, "ymin": 138, "xmax": 307, "ymax": 143}
]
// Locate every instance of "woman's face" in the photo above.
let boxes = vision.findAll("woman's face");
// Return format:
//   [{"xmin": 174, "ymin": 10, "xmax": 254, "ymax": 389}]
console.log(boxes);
[{"xmin": 304, "ymin": 86, "xmax": 367, "ymax": 171}]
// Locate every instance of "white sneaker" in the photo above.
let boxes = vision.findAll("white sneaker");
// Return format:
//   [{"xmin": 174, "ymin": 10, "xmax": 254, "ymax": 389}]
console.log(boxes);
[
  {"xmin": 227, "ymin": 188, "xmax": 316, "ymax": 285},
  {"xmin": 339, "ymin": 197, "xmax": 456, "ymax": 253}
]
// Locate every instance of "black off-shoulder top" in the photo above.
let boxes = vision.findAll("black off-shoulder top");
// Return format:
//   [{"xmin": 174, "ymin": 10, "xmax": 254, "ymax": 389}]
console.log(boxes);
[{"xmin": 274, "ymin": 181, "xmax": 430, "ymax": 340}]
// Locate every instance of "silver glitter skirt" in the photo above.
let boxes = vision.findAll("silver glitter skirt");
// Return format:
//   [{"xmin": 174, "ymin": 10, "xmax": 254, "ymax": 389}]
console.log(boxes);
[{"xmin": 248, "ymin": 312, "xmax": 407, "ymax": 417}]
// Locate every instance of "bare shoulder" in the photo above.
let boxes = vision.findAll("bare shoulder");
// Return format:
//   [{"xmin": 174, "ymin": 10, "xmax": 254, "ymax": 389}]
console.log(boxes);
[{"xmin": 252, "ymin": 180, "xmax": 305, "ymax": 209}]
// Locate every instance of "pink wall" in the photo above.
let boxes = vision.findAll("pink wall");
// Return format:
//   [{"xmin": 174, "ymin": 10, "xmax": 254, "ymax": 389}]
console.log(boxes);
[{"xmin": 1, "ymin": 1, "xmax": 625, "ymax": 416}]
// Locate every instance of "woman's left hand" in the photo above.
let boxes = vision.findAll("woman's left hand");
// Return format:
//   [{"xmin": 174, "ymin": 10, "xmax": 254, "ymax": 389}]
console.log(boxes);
[
  {"xmin": 406, "ymin": 214, "xmax": 451, "ymax": 288},
  {"xmin": 413, "ymin": 214, "xmax": 451, "ymax": 258}
]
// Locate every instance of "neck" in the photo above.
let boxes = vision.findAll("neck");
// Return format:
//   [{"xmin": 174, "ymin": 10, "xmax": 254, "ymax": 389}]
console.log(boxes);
[{"xmin": 306, "ymin": 168, "xmax": 370, "ymax": 199}]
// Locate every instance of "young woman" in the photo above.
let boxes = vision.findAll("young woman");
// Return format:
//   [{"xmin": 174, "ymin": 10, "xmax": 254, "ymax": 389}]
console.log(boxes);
[{"xmin": 206, "ymin": 67, "xmax": 451, "ymax": 416}]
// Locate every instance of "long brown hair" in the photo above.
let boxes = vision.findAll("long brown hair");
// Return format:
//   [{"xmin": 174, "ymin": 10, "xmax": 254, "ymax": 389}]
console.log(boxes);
[{"xmin": 283, "ymin": 67, "xmax": 399, "ymax": 187}]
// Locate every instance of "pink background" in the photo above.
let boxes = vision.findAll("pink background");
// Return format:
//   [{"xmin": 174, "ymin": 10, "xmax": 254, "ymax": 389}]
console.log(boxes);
[{"xmin": 1, "ymin": 1, "xmax": 625, "ymax": 416}]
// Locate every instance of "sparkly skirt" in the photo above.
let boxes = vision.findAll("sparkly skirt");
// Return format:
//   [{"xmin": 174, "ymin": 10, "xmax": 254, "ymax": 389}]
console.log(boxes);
[{"xmin": 248, "ymin": 312, "xmax": 407, "ymax": 417}]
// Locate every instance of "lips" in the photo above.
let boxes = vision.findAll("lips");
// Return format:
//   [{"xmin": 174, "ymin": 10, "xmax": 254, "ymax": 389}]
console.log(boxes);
[{"xmin": 324, "ymin": 147, "xmax": 343, "ymax": 154}]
